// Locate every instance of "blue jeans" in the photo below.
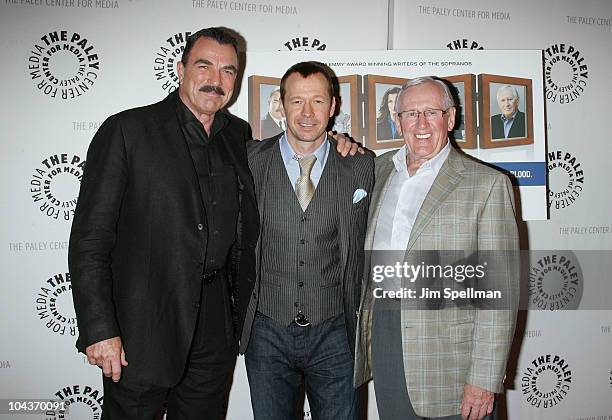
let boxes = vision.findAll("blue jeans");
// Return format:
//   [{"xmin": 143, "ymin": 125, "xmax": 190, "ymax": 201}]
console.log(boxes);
[{"xmin": 245, "ymin": 312, "xmax": 360, "ymax": 420}]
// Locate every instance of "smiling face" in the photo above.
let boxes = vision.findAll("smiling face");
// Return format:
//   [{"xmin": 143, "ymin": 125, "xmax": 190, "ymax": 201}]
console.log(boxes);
[
  {"xmin": 395, "ymin": 81, "xmax": 455, "ymax": 168},
  {"xmin": 282, "ymin": 72, "xmax": 336, "ymax": 152},
  {"xmin": 496, "ymin": 87, "xmax": 519, "ymax": 118},
  {"xmin": 177, "ymin": 37, "xmax": 238, "ymax": 118}
]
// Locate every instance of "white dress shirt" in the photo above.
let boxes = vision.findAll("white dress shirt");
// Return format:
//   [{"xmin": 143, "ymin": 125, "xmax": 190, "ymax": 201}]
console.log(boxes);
[
  {"xmin": 373, "ymin": 141, "xmax": 450, "ymax": 251},
  {"xmin": 372, "ymin": 142, "xmax": 450, "ymax": 290}
]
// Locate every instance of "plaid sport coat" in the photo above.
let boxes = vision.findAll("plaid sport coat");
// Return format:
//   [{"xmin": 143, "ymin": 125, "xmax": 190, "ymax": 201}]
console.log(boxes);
[{"xmin": 354, "ymin": 145, "xmax": 519, "ymax": 418}]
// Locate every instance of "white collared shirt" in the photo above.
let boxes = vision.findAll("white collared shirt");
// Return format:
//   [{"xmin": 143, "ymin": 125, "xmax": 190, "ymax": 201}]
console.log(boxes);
[{"xmin": 373, "ymin": 141, "xmax": 451, "ymax": 252}]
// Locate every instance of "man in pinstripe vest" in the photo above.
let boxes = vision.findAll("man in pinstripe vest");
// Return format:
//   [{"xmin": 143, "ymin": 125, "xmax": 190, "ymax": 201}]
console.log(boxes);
[
  {"xmin": 354, "ymin": 77, "xmax": 519, "ymax": 420},
  {"xmin": 240, "ymin": 61, "xmax": 374, "ymax": 420}
]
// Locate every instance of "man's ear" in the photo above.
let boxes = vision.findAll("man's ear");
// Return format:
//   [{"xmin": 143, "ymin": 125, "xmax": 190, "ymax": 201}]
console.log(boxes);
[
  {"xmin": 446, "ymin": 106, "xmax": 457, "ymax": 132},
  {"xmin": 177, "ymin": 61, "xmax": 185, "ymax": 84},
  {"xmin": 328, "ymin": 96, "xmax": 336, "ymax": 118}
]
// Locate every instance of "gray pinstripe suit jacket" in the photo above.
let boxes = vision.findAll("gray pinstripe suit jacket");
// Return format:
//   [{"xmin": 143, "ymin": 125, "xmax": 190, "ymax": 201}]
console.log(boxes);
[
  {"xmin": 354, "ymin": 145, "xmax": 519, "ymax": 417},
  {"xmin": 239, "ymin": 135, "xmax": 374, "ymax": 354}
]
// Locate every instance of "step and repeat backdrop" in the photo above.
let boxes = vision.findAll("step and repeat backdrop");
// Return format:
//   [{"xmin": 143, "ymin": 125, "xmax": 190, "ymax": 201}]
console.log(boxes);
[{"xmin": 1, "ymin": 0, "xmax": 611, "ymax": 419}]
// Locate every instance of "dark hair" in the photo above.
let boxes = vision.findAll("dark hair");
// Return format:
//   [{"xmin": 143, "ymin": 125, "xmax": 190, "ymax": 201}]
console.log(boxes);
[
  {"xmin": 181, "ymin": 27, "xmax": 238, "ymax": 65},
  {"xmin": 376, "ymin": 86, "xmax": 401, "ymax": 124},
  {"xmin": 279, "ymin": 61, "xmax": 335, "ymax": 102}
]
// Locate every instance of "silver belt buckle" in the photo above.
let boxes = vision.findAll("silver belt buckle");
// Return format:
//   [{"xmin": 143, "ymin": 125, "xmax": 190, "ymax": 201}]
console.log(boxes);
[{"xmin": 294, "ymin": 312, "xmax": 310, "ymax": 327}]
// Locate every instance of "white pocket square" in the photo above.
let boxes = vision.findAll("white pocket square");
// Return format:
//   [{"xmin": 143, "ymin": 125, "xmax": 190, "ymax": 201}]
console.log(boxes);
[{"xmin": 352, "ymin": 188, "xmax": 367, "ymax": 204}]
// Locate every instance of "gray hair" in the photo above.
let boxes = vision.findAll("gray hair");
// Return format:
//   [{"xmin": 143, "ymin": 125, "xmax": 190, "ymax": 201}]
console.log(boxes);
[
  {"xmin": 496, "ymin": 85, "xmax": 520, "ymax": 101},
  {"xmin": 394, "ymin": 76, "xmax": 455, "ymax": 113}
]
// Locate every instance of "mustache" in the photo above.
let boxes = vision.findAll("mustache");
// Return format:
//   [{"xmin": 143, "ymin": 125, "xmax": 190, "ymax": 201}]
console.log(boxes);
[{"xmin": 199, "ymin": 85, "xmax": 226, "ymax": 95}]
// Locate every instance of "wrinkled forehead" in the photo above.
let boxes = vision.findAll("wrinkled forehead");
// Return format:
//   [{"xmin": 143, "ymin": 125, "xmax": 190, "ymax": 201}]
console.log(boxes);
[{"xmin": 191, "ymin": 38, "xmax": 238, "ymax": 66}]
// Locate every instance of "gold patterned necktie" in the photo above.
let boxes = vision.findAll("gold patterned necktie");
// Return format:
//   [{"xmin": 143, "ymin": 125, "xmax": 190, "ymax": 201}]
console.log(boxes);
[{"xmin": 295, "ymin": 155, "xmax": 317, "ymax": 211}]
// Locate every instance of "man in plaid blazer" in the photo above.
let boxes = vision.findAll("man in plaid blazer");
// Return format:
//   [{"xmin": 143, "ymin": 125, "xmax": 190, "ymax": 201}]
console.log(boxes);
[{"xmin": 354, "ymin": 76, "xmax": 519, "ymax": 420}]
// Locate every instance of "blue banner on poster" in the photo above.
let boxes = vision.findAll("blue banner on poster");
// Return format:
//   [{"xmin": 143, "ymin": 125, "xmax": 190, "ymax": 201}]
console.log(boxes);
[{"xmin": 490, "ymin": 162, "xmax": 546, "ymax": 187}]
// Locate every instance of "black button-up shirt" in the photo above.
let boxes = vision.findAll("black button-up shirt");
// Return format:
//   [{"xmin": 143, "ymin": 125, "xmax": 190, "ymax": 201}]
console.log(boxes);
[{"xmin": 176, "ymin": 97, "xmax": 239, "ymax": 273}]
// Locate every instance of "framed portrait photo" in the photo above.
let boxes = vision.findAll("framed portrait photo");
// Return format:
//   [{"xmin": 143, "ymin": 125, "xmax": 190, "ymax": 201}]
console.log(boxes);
[
  {"xmin": 331, "ymin": 75, "xmax": 361, "ymax": 141},
  {"xmin": 364, "ymin": 74, "xmax": 407, "ymax": 150},
  {"xmin": 478, "ymin": 74, "xmax": 534, "ymax": 148},
  {"xmin": 442, "ymin": 74, "xmax": 477, "ymax": 149},
  {"xmin": 248, "ymin": 75, "xmax": 283, "ymax": 141}
]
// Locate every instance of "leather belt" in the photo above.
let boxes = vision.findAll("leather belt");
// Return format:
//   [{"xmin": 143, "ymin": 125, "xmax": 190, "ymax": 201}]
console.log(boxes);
[{"xmin": 294, "ymin": 312, "xmax": 310, "ymax": 327}]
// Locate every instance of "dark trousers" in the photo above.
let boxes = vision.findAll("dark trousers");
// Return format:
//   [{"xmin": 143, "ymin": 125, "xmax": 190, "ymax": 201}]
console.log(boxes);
[
  {"xmin": 245, "ymin": 312, "xmax": 360, "ymax": 420},
  {"xmin": 101, "ymin": 272, "xmax": 236, "ymax": 420},
  {"xmin": 372, "ymin": 299, "xmax": 497, "ymax": 420}
]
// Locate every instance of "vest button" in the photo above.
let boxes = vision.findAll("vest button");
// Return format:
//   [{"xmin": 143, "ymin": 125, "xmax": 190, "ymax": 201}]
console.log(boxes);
[
  {"xmin": 299, "ymin": 239, "xmax": 305, "ymax": 244},
  {"xmin": 197, "ymin": 223, "xmax": 204, "ymax": 231},
  {"xmin": 299, "ymin": 261, "xmax": 304, "ymax": 266},
  {"xmin": 294, "ymin": 301, "xmax": 299, "ymax": 307},
  {"xmin": 298, "ymin": 281, "xmax": 304, "ymax": 287}
]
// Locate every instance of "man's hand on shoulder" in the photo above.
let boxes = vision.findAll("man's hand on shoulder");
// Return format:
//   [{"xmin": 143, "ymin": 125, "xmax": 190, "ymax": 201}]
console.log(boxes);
[
  {"xmin": 330, "ymin": 131, "xmax": 365, "ymax": 157},
  {"xmin": 86, "ymin": 336, "xmax": 128, "ymax": 382},
  {"xmin": 460, "ymin": 383, "xmax": 494, "ymax": 420}
]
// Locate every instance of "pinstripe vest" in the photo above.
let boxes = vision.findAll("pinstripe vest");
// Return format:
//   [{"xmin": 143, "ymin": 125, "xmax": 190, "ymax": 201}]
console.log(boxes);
[{"xmin": 257, "ymin": 146, "xmax": 343, "ymax": 326}]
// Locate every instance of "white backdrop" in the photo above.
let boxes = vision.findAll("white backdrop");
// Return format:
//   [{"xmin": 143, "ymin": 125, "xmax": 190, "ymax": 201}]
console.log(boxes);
[{"xmin": 1, "ymin": 0, "xmax": 611, "ymax": 419}]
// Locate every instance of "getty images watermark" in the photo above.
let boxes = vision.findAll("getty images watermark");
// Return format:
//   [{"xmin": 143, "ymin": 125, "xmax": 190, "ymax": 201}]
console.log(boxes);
[
  {"xmin": 366, "ymin": 250, "xmax": 612, "ymax": 310},
  {"xmin": 371, "ymin": 260, "xmax": 495, "ymax": 300},
  {"xmin": 366, "ymin": 250, "xmax": 521, "ymax": 309}
]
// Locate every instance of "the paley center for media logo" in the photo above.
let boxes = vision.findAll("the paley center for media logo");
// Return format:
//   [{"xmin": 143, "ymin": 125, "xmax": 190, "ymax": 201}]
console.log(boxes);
[{"xmin": 28, "ymin": 30, "xmax": 100, "ymax": 100}]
